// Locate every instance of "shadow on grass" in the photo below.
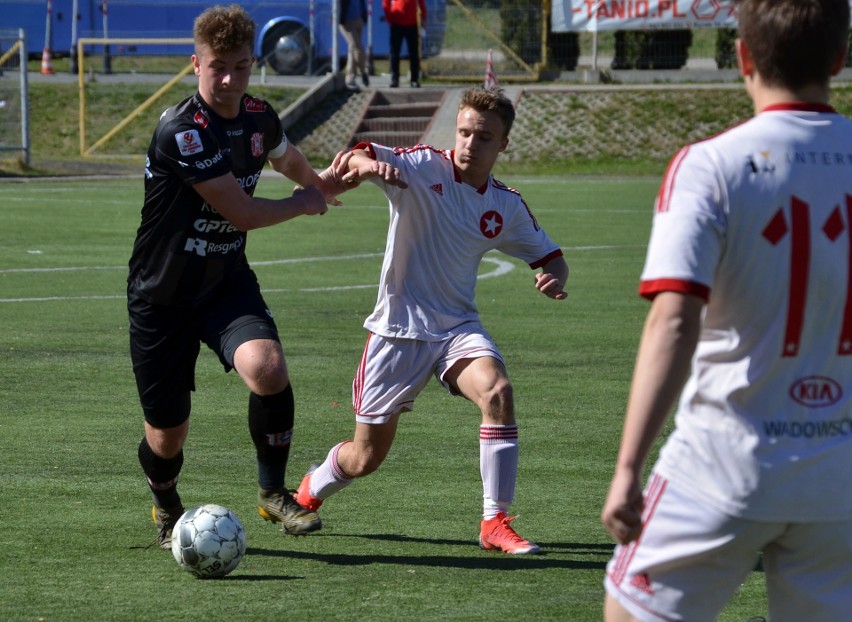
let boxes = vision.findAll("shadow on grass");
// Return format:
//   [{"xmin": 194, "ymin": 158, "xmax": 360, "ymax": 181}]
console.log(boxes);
[{"xmin": 246, "ymin": 533, "xmax": 611, "ymax": 571}]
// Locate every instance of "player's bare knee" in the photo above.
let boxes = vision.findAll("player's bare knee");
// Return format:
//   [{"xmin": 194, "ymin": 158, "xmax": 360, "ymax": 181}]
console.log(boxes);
[
  {"xmin": 236, "ymin": 348, "xmax": 288, "ymax": 394},
  {"xmin": 145, "ymin": 421, "xmax": 189, "ymax": 458},
  {"xmin": 249, "ymin": 365, "xmax": 288, "ymax": 395},
  {"xmin": 480, "ymin": 378, "xmax": 514, "ymax": 420}
]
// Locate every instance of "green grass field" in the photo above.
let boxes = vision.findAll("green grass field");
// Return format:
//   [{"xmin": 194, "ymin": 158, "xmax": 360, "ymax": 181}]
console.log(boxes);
[{"xmin": 0, "ymin": 175, "xmax": 768, "ymax": 621}]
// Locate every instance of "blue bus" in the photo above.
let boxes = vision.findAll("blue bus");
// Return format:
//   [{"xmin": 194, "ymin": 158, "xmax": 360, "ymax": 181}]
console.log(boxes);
[{"xmin": 1, "ymin": 0, "xmax": 447, "ymax": 75}]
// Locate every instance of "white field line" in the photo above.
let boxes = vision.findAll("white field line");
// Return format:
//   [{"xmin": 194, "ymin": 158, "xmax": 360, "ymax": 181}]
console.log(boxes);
[
  {"xmin": 0, "ymin": 246, "xmax": 627, "ymax": 303},
  {"xmin": 0, "ymin": 253, "xmax": 386, "ymax": 275}
]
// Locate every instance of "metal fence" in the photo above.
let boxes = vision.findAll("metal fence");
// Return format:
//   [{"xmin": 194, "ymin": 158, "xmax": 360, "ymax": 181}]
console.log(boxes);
[
  {"xmin": 424, "ymin": 0, "xmax": 851, "ymax": 84},
  {"xmin": 0, "ymin": 29, "xmax": 29, "ymax": 166},
  {"xmin": 424, "ymin": 0, "xmax": 738, "ymax": 82}
]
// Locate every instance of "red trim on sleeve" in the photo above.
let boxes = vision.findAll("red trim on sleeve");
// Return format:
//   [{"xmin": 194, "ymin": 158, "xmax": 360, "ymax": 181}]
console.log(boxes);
[
  {"xmin": 529, "ymin": 249, "xmax": 564, "ymax": 270},
  {"xmin": 639, "ymin": 278, "xmax": 710, "ymax": 302},
  {"xmin": 351, "ymin": 142, "xmax": 377, "ymax": 159},
  {"xmin": 656, "ymin": 146, "xmax": 690, "ymax": 214}
]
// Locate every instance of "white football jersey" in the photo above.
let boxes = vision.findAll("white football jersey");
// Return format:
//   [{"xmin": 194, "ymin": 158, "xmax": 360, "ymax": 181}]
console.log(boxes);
[
  {"xmin": 642, "ymin": 103, "xmax": 852, "ymax": 521},
  {"xmin": 361, "ymin": 143, "xmax": 563, "ymax": 340}
]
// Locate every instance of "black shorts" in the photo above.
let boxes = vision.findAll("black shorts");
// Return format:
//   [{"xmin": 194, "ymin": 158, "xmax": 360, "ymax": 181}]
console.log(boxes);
[{"xmin": 128, "ymin": 270, "xmax": 280, "ymax": 428}]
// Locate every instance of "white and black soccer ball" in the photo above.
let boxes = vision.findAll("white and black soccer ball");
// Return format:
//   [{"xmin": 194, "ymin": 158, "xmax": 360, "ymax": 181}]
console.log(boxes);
[{"xmin": 171, "ymin": 504, "xmax": 246, "ymax": 579}]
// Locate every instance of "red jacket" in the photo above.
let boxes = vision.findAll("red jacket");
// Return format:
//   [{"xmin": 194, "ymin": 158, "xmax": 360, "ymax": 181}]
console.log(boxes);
[{"xmin": 382, "ymin": 0, "xmax": 426, "ymax": 27}]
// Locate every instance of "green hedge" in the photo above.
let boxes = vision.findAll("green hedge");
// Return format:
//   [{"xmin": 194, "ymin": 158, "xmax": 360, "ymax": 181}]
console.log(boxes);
[
  {"xmin": 499, "ymin": 0, "xmax": 579, "ymax": 70},
  {"xmin": 716, "ymin": 29, "xmax": 737, "ymax": 69},
  {"xmin": 611, "ymin": 31, "xmax": 692, "ymax": 70}
]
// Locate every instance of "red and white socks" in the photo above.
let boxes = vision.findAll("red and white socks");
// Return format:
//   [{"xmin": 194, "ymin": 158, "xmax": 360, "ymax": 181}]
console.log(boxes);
[{"xmin": 479, "ymin": 424, "xmax": 519, "ymax": 520}]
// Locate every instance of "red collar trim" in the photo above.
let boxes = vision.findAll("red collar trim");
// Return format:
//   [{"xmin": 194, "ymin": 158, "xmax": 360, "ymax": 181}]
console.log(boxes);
[
  {"xmin": 450, "ymin": 150, "xmax": 462, "ymax": 184},
  {"xmin": 762, "ymin": 102, "xmax": 836, "ymax": 114}
]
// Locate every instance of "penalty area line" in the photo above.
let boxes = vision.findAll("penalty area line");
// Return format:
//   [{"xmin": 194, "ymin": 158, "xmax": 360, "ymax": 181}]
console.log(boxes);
[
  {"xmin": 1, "ymin": 246, "xmax": 638, "ymax": 304},
  {"xmin": 0, "ymin": 253, "xmax": 386, "ymax": 275}
]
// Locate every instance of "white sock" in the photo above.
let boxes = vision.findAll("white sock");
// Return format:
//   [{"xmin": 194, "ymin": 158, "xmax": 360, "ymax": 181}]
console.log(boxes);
[
  {"xmin": 479, "ymin": 424, "xmax": 519, "ymax": 519},
  {"xmin": 309, "ymin": 441, "xmax": 354, "ymax": 500}
]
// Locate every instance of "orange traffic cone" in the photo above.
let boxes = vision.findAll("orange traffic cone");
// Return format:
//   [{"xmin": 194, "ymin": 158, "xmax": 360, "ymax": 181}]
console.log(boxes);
[{"xmin": 40, "ymin": 47, "xmax": 54, "ymax": 75}]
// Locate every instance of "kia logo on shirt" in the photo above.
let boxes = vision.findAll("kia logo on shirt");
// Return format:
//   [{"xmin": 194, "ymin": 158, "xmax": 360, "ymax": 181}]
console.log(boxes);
[{"xmin": 789, "ymin": 376, "xmax": 843, "ymax": 408}]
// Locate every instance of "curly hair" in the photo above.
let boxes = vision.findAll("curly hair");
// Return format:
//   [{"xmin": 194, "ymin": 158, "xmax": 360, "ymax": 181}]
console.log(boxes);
[
  {"xmin": 194, "ymin": 4, "xmax": 256, "ymax": 55},
  {"xmin": 460, "ymin": 87, "xmax": 516, "ymax": 139}
]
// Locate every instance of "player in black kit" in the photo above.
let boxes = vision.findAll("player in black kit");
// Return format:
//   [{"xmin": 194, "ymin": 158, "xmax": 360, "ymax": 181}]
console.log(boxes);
[{"xmin": 128, "ymin": 4, "xmax": 349, "ymax": 547}]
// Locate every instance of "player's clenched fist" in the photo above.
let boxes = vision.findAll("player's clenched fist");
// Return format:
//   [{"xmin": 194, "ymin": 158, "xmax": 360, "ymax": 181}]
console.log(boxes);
[{"xmin": 535, "ymin": 272, "xmax": 567, "ymax": 300}]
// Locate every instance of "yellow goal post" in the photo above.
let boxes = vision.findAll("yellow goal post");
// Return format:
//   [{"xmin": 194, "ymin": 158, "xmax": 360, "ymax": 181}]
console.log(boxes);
[{"xmin": 77, "ymin": 37, "xmax": 194, "ymax": 157}]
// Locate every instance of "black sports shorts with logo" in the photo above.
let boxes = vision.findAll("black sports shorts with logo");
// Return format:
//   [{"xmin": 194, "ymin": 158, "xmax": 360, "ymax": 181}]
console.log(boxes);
[{"xmin": 128, "ymin": 269, "xmax": 280, "ymax": 429}]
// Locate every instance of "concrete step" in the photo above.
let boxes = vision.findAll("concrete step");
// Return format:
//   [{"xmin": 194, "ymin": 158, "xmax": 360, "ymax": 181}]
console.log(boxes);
[
  {"xmin": 369, "ymin": 90, "xmax": 446, "ymax": 105},
  {"xmin": 364, "ymin": 102, "xmax": 441, "ymax": 118},
  {"xmin": 348, "ymin": 89, "xmax": 447, "ymax": 149},
  {"xmin": 357, "ymin": 116, "xmax": 435, "ymax": 133},
  {"xmin": 350, "ymin": 130, "xmax": 425, "ymax": 148}
]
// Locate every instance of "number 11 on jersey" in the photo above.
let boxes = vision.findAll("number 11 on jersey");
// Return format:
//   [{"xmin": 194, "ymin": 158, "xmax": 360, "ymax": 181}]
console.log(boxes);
[{"xmin": 761, "ymin": 194, "xmax": 852, "ymax": 357}]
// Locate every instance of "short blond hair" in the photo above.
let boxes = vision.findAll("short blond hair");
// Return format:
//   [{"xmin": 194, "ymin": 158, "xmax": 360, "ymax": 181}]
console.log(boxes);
[{"xmin": 459, "ymin": 88, "xmax": 516, "ymax": 139}]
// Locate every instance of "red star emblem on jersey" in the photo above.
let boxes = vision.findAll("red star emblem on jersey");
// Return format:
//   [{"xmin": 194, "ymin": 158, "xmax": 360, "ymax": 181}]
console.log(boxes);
[{"xmin": 480, "ymin": 210, "xmax": 503, "ymax": 238}]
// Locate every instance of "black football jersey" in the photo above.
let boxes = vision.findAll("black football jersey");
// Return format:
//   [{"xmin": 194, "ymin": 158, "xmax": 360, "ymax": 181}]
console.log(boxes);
[{"xmin": 128, "ymin": 92, "xmax": 284, "ymax": 306}]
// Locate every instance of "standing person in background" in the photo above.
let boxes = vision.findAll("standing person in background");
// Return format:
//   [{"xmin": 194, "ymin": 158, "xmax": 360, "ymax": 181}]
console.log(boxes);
[
  {"xmin": 339, "ymin": 0, "xmax": 369, "ymax": 90},
  {"xmin": 383, "ymin": 0, "xmax": 426, "ymax": 87},
  {"xmin": 293, "ymin": 87, "xmax": 569, "ymax": 555},
  {"xmin": 601, "ymin": 0, "xmax": 852, "ymax": 620},
  {"xmin": 129, "ymin": 4, "xmax": 348, "ymax": 549}
]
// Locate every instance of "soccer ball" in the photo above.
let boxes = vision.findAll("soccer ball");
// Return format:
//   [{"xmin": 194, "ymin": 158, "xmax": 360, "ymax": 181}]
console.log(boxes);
[{"xmin": 171, "ymin": 504, "xmax": 246, "ymax": 579}]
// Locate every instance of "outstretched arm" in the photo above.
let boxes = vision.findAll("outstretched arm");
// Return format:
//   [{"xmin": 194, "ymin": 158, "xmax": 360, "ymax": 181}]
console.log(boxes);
[
  {"xmin": 313, "ymin": 148, "xmax": 408, "ymax": 200},
  {"xmin": 270, "ymin": 144, "xmax": 344, "ymax": 206},
  {"xmin": 337, "ymin": 148, "xmax": 408, "ymax": 188},
  {"xmin": 193, "ymin": 173, "xmax": 327, "ymax": 232},
  {"xmin": 600, "ymin": 291, "xmax": 703, "ymax": 545}
]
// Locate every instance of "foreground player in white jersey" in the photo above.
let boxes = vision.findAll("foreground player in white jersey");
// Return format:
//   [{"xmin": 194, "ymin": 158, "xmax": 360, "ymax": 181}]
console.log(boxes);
[
  {"xmin": 601, "ymin": 0, "xmax": 852, "ymax": 620},
  {"xmin": 293, "ymin": 87, "xmax": 569, "ymax": 554}
]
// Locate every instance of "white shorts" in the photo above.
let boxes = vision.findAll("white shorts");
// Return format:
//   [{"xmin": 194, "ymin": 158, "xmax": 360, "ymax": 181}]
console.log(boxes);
[
  {"xmin": 604, "ymin": 473, "xmax": 852, "ymax": 622},
  {"xmin": 352, "ymin": 327, "xmax": 504, "ymax": 424}
]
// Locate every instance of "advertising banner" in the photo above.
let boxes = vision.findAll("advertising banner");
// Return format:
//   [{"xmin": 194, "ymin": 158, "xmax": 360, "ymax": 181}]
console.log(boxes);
[{"xmin": 552, "ymin": 0, "xmax": 737, "ymax": 32}]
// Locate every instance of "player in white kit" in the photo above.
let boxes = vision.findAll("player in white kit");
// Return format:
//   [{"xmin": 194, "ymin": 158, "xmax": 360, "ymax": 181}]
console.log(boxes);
[
  {"xmin": 600, "ymin": 0, "xmax": 852, "ymax": 620},
  {"xmin": 293, "ymin": 87, "xmax": 569, "ymax": 554}
]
